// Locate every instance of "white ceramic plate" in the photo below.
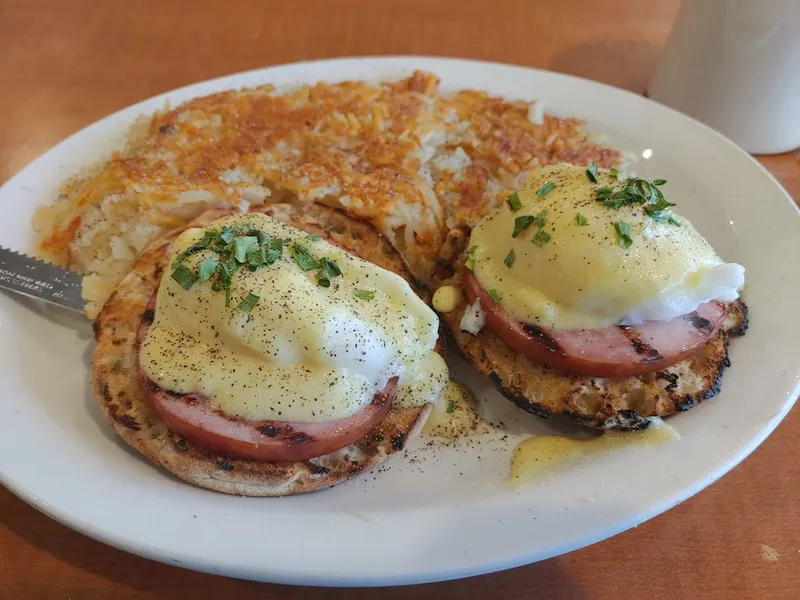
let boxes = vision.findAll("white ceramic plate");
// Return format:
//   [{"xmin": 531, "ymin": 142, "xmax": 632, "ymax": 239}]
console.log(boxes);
[{"xmin": 0, "ymin": 57, "xmax": 798, "ymax": 587}]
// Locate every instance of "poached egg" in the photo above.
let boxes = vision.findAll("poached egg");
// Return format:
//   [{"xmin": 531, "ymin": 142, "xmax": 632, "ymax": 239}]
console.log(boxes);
[
  {"xmin": 467, "ymin": 164, "xmax": 745, "ymax": 330},
  {"xmin": 139, "ymin": 213, "xmax": 448, "ymax": 423}
]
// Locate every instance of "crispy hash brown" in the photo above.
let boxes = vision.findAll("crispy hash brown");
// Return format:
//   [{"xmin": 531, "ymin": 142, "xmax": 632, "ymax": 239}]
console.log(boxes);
[
  {"xmin": 34, "ymin": 71, "xmax": 618, "ymax": 318},
  {"xmin": 92, "ymin": 203, "xmax": 434, "ymax": 496},
  {"xmin": 432, "ymin": 229, "xmax": 748, "ymax": 430}
]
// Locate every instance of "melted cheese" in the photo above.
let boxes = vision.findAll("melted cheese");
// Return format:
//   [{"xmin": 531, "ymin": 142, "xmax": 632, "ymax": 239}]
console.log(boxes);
[
  {"xmin": 469, "ymin": 164, "xmax": 745, "ymax": 329},
  {"xmin": 139, "ymin": 213, "xmax": 447, "ymax": 423}
]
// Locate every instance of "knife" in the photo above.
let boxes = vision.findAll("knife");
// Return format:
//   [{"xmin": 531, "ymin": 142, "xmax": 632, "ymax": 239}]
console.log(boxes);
[{"xmin": 0, "ymin": 246, "xmax": 86, "ymax": 313}]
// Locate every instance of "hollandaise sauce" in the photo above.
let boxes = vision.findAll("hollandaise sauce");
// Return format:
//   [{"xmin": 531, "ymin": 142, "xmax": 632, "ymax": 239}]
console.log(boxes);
[
  {"xmin": 423, "ymin": 380, "xmax": 486, "ymax": 439},
  {"xmin": 139, "ymin": 212, "xmax": 448, "ymax": 423},
  {"xmin": 467, "ymin": 164, "xmax": 744, "ymax": 330},
  {"xmin": 507, "ymin": 417, "xmax": 679, "ymax": 487}
]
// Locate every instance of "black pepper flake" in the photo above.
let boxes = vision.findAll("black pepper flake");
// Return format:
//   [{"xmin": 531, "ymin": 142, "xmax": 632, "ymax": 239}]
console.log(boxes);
[
  {"xmin": 306, "ymin": 461, "xmax": 330, "ymax": 475},
  {"xmin": 391, "ymin": 432, "xmax": 407, "ymax": 451},
  {"xmin": 219, "ymin": 460, "xmax": 235, "ymax": 472}
]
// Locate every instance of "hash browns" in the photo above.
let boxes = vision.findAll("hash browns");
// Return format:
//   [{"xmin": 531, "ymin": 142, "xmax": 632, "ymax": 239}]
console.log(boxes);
[{"xmin": 34, "ymin": 71, "xmax": 618, "ymax": 318}]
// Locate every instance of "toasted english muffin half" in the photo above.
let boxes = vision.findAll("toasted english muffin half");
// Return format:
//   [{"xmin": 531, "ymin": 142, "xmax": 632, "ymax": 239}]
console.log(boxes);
[
  {"xmin": 432, "ymin": 228, "xmax": 748, "ymax": 431},
  {"xmin": 92, "ymin": 203, "xmax": 436, "ymax": 496}
]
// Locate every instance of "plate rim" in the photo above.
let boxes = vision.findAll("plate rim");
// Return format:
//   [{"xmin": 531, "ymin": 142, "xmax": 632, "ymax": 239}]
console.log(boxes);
[{"xmin": 1, "ymin": 55, "xmax": 798, "ymax": 587}]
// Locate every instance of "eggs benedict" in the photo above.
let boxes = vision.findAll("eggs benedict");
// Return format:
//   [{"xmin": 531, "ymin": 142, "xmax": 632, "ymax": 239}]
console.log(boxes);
[
  {"xmin": 432, "ymin": 163, "xmax": 748, "ymax": 429},
  {"xmin": 93, "ymin": 203, "xmax": 448, "ymax": 496}
]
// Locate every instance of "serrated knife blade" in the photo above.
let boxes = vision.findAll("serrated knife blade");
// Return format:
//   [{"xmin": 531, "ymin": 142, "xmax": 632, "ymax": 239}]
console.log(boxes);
[{"xmin": 0, "ymin": 246, "xmax": 86, "ymax": 313}]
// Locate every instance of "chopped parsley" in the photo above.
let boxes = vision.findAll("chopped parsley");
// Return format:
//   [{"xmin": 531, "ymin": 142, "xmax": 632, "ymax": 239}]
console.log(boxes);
[
  {"xmin": 506, "ymin": 192, "xmax": 522, "ymax": 212},
  {"xmin": 512, "ymin": 215, "xmax": 536, "ymax": 238},
  {"xmin": 531, "ymin": 229, "xmax": 551, "ymax": 247},
  {"xmin": 504, "ymin": 249, "xmax": 516, "ymax": 267},
  {"xmin": 536, "ymin": 180, "xmax": 557, "ymax": 197},
  {"xmin": 354, "ymin": 289, "xmax": 375, "ymax": 301},
  {"xmin": 464, "ymin": 245, "xmax": 479, "ymax": 270},
  {"xmin": 488, "ymin": 288, "xmax": 500, "ymax": 303},
  {"xmin": 615, "ymin": 220, "xmax": 633, "ymax": 249},
  {"xmin": 575, "ymin": 213, "xmax": 588, "ymax": 226},
  {"xmin": 237, "ymin": 292, "xmax": 260, "ymax": 313},
  {"xmin": 585, "ymin": 162, "xmax": 599, "ymax": 183},
  {"xmin": 446, "ymin": 398, "xmax": 456, "ymax": 413}
]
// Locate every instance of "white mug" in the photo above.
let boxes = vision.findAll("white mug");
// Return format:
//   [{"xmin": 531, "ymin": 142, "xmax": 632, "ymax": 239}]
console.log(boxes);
[{"xmin": 648, "ymin": 0, "xmax": 800, "ymax": 155}]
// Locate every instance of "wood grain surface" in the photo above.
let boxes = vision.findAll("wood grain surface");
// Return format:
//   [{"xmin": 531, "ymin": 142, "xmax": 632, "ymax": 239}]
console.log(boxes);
[{"xmin": 1, "ymin": 1, "xmax": 798, "ymax": 598}]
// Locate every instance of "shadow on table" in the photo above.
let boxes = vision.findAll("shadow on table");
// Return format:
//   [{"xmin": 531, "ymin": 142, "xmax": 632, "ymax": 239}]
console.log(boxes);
[
  {"xmin": 549, "ymin": 39, "xmax": 662, "ymax": 94},
  {"xmin": 2, "ymin": 490, "xmax": 588, "ymax": 598}
]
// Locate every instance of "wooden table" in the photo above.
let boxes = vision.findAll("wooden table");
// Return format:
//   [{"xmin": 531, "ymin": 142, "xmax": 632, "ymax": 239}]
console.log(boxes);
[{"xmin": 1, "ymin": 1, "xmax": 798, "ymax": 598}]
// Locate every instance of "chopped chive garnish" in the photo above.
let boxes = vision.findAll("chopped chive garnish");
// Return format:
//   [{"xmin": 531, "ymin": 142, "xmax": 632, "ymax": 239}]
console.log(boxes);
[
  {"xmin": 504, "ymin": 249, "xmax": 516, "ymax": 267},
  {"xmin": 225, "ymin": 286, "xmax": 232, "ymax": 307},
  {"xmin": 668, "ymin": 216, "xmax": 681, "ymax": 227},
  {"xmin": 197, "ymin": 256, "xmax": 219, "ymax": 283},
  {"xmin": 643, "ymin": 196, "xmax": 678, "ymax": 224},
  {"xmin": 615, "ymin": 221, "xmax": 633, "ymax": 249},
  {"xmin": 512, "ymin": 215, "xmax": 536, "ymax": 238},
  {"xmin": 354, "ymin": 289, "xmax": 375, "ymax": 301},
  {"xmin": 506, "ymin": 192, "xmax": 522, "ymax": 212},
  {"xmin": 488, "ymin": 288, "xmax": 500, "ymax": 303},
  {"xmin": 171, "ymin": 264, "xmax": 198, "ymax": 290},
  {"xmin": 253, "ymin": 229, "xmax": 270, "ymax": 246},
  {"xmin": 536, "ymin": 180, "xmax": 557, "ymax": 197},
  {"xmin": 586, "ymin": 162, "xmax": 599, "ymax": 183},
  {"xmin": 318, "ymin": 257, "xmax": 342, "ymax": 279},
  {"xmin": 237, "ymin": 292, "xmax": 260, "ymax": 313},
  {"xmin": 609, "ymin": 166, "xmax": 620, "ymax": 179},
  {"xmin": 464, "ymin": 245, "xmax": 479, "ymax": 270},
  {"xmin": 269, "ymin": 238, "xmax": 284, "ymax": 253},
  {"xmin": 446, "ymin": 398, "xmax": 456, "ymax": 413},
  {"xmin": 595, "ymin": 176, "xmax": 675, "ymax": 223},
  {"xmin": 575, "ymin": 213, "xmax": 588, "ymax": 226},
  {"xmin": 290, "ymin": 243, "xmax": 320, "ymax": 271},
  {"xmin": 233, "ymin": 236, "xmax": 259, "ymax": 263},
  {"xmin": 534, "ymin": 210, "xmax": 547, "ymax": 229},
  {"xmin": 219, "ymin": 227, "xmax": 235, "ymax": 244},
  {"xmin": 111, "ymin": 358, "xmax": 122, "ymax": 372},
  {"xmin": 316, "ymin": 258, "xmax": 341, "ymax": 287},
  {"xmin": 531, "ymin": 230, "xmax": 551, "ymax": 247},
  {"xmin": 306, "ymin": 234, "xmax": 321, "ymax": 242},
  {"xmin": 246, "ymin": 247, "xmax": 267, "ymax": 269}
]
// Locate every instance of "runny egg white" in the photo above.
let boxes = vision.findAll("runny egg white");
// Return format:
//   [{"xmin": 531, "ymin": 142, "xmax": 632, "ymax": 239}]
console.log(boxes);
[
  {"xmin": 139, "ymin": 213, "xmax": 448, "ymax": 423},
  {"xmin": 468, "ymin": 164, "xmax": 745, "ymax": 330}
]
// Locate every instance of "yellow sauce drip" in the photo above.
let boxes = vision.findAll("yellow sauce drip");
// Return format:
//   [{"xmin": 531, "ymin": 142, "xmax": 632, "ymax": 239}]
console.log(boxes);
[
  {"xmin": 432, "ymin": 285, "xmax": 462, "ymax": 313},
  {"xmin": 423, "ymin": 380, "xmax": 487, "ymax": 439},
  {"xmin": 507, "ymin": 418, "xmax": 679, "ymax": 487}
]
